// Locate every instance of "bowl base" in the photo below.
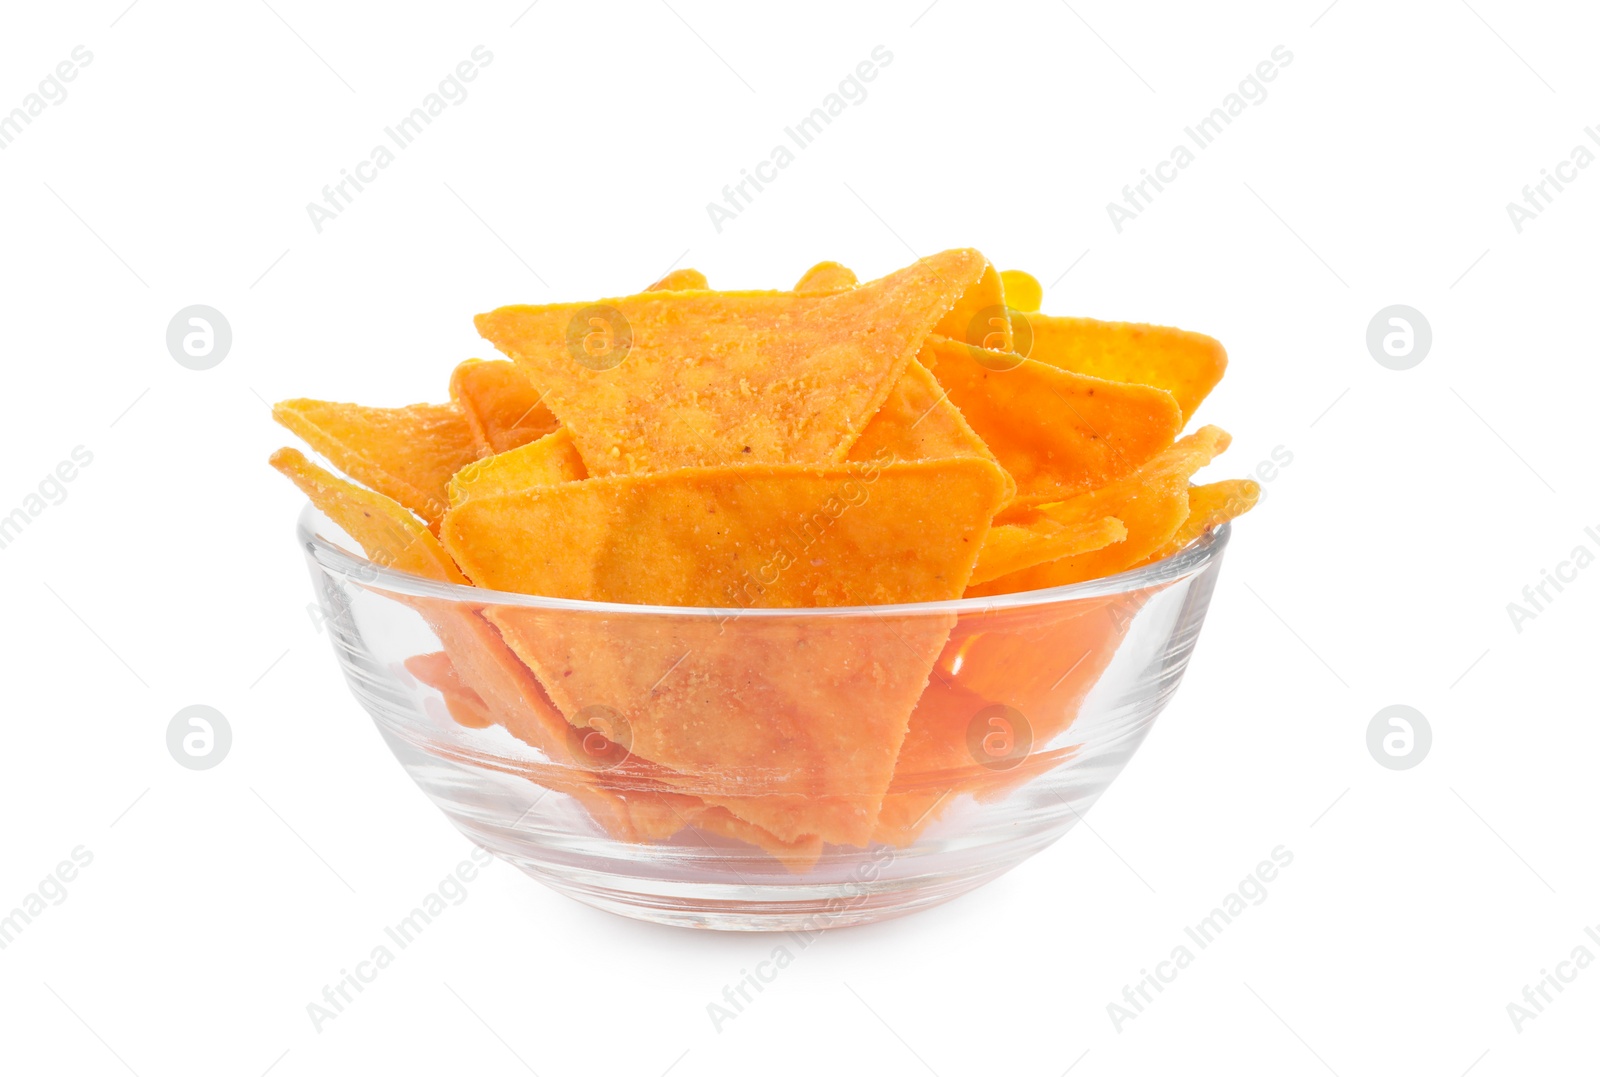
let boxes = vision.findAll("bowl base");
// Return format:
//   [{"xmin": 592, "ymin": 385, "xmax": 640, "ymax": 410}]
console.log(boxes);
[
  {"xmin": 511, "ymin": 857, "xmax": 1018, "ymax": 932},
  {"xmin": 441, "ymin": 806, "xmax": 1071, "ymax": 931}
]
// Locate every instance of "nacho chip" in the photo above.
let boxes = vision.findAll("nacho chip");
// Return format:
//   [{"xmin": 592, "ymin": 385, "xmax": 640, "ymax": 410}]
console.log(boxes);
[
  {"xmin": 874, "ymin": 591, "xmax": 1143, "ymax": 844},
  {"xmin": 272, "ymin": 449, "xmax": 675, "ymax": 840},
  {"xmin": 847, "ymin": 360, "xmax": 1011, "ymax": 499},
  {"xmin": 272, "ymin": 399, "xmax": 480, "ymax": 530},
  {"xmin": 1026, "ymin": 315, "xmax": 1227, "ymax": 423},
  {"xmin": 793, "ymin": 261, "xmax": 858, "ymax": 295},
  {"xmin": 683, "ymin": 805, "xmax": 825, "ymax": 872},
  {"xmin": 486, "ymin": 605, "xmax": 952, "ymax": 845},
  {"xmin": 442, "ymin": 457, "xmax": 1008, "ymax": 608},
  {"xmin": 934, "ymin": 259, "xmax": 1010, "ymax": 352},
  {"xmin": 269, "ymin": 447, "xmax": 467, "ymax": 580},
  {"xmin": 920, "ymin": 334, "xmax": 1184, "ymax": 507},
  {"xmin": 647, "ymin": 268, "xmax": 709, "ymax": 291},
  {"xmin": 1000, "ymin": 269, "xmax": 1043, "ymax": 314},
  {"xmin": 406, "ymin": 651, "xmax": 495, "ymax": 728},
  {"xmin": 1133, "ymin": 478, "xmax": 1259, "ymax": 566},
  {"xmin": 449, "ymin": 359, "xmax": 559, "ymax": 456},
  {"xmin": 969, "ymin": 515, "xmax": 1126, "ymax": 587},
  {"xmin": 448, "ymin": 428, "xmax": 588, "ymax": 507},
  {"xmin": 627, "ymin": 790, "xmax": 825, "ymax": 872},
  {"xmin": 474, "ymin": 248, "xmax": 990, "ymax": 476},
  {"xmin": 403, "ymin": 650, "xmax": 820, "ymax": 859},
  {"xmin": 966, "ymin": 426, "xmax": 1231, "ymax": 596}
]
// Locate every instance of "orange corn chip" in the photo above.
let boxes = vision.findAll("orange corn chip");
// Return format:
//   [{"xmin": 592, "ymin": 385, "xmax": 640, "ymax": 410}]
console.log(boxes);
[
  {"xmin": 270, "ymin": 448, "xmax": 651, "ymax": 838},
  {"xmin": 847, "ymin": 360, "xmax": 1012, "ymax": 499},
  {"xmin": 874, "ymin": 591, "xmax": 1144, "ymax": 844},
  {"xmin": 920, "ymin": 335, "xmax": 1184, "ymax": 507},
  {"xmin": 966, "ymin": 426, "xmax": 1231, "ymax": 596},
  {"xmin": 999, "ymin": 269, "xmax": 1042, "ymax": 313},
  {"xmin": 485, "ymin": 605, "xmax": 952, "ymax": 845},
  {"xmin": 405, "ymin": 651, "xmax": 495, "ymax": 728},
  {"xmin": 969, "ymin": 515, "xmax": 1127, "ymax": 587},
  {"xmin": 441, "ymin": 457, "xmax": 1008, "ymax": 608},
  {"xmin": 448, "ymin": 428, "xmax": 588, "ymax": 507},
  {"xmin": 1133, "ymin": 478, "xmax": 1259, "ymax": 566},
  {"xmin": 269, "ymin": 447, "xmax": 467, "ymax": 580},
  {"xmin": 404, "ymin": 649, "xmax": 819, "ymax": 862},
  {"xmin": 647, "ymin": 268, "xmax": 709, "ymax": 291},
  {"xmin": 272, "ymin": 399, "xmax": 480, "ymax": 530},
  {"xmin": 934, "ymin": 259, "xmax": 1010, "ymax": 352},
  {"xmin": 633, "ymin": 792, "xmax": 825, "ymax": 872},
  {"xmin": 793, "ymin": 261, "xmax": 858, "ymax": 295},
  {"xmin": 682, "ymin": 805, "xmax": 825, "ymax": 873},
  {"xmin": 1026, "ymin": 315, "xmax": 1227, "ymax": 423},
  {"xmin": 449, "ymin": 359, "xmax": 560, "ymax": 456},
  {"xmin": 474, "ymin": 248, "xmax": 990, "ymax": 476}
]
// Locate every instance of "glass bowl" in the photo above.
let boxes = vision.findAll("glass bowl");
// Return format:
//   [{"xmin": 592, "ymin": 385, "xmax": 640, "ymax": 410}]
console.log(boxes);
[{"xmin": 295, "ymin": 504, "xmax": 1232, "ymax": 931}]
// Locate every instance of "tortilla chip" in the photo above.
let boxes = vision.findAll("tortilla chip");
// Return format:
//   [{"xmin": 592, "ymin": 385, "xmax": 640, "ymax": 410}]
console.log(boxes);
[
  {"xmin": 935, "ymin": 260, "xmax": 1011, "ymax": 352},
  {"xmin": 448, "ymin": 428, "xmax": 588, "ymax": 507},
  {"xmin": 272, "ymin": 399, "xmax": 480, "ymax": 530},
  {"xmin": 793, "ymin": 261, "xmax": 858, "ymax": 295},
  {"xmin": 1026, "ymin": 315, "xmax": 1227, "ymax": 423},
  {"xmin": 409, "ymin": 645, "xmax": 827, "ymax": 860},
  {"xmin": 685, "ymin": 805, "xmax": 825, "ymax": 872},
  {"xmin": 966, "ymin": 426, "xmax": 1231, "ymax": 596},
  {"xmin": 847, "ymin": 360, "xmax": 1012, "ymax": 498},
  {"xmin": 647, "ymin": 268, "xmax": 709, "ymax": 291},
  {"xmin": 441, "ymin": 457, "xmax": 1008, "ymax": 608},
  {"xmin": 269, "ymin": 447, "xmax": 467, "ymax": 580},
  {"xmin": 1133, "ymin": 478, "xmax": 1259, "ymax": 566},
  {"xmin": 1000, "ymin": 269, "xmax": 1042, "ymax": 313},
  {"xmin": 474, "ymin": 248, "xmax": 990, "ymax": 476},
  {"xmin": 969, "ymin": 515, "xmax": 1127, "ymax": 587},
  {"xmin": 920, "ymin": 335, "xmax": 1184, "ymax": 507},
  {"xmin": 874, "ymin": 591, "xmax": 1142, "ymax": 844},
  {"xmin": 449, "ymin": 359, "xmax": 559, "ymax": 456},
  {"xmin": 405, "ymin": 651, "xmax": 495, "ymax": 728},
  {"xmin": 274, "ymin": 448, "xmax": 843, "ymax": 856},
  {"xmin": 486, "ymin": 605, "xmax": 952, "ymax": 845},
  {"xmin": 271, "ymin": 448, "xmax": 651, "ymax": 829}
]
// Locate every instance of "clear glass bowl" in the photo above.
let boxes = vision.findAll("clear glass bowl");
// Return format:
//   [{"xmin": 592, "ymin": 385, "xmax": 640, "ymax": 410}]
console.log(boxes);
[{"xmin": 296, "ymin": 504, "xmax": 1232, "ymax": 931}]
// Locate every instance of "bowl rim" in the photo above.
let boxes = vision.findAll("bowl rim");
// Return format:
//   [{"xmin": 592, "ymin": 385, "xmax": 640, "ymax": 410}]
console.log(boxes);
[{"xmin": 296, "ymin": 502, "xmax": 1231, "ymax": 618}]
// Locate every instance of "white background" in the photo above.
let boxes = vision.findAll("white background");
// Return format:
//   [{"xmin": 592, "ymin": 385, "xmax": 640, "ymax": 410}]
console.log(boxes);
[{"xmin": 1, "ymin": 0, "xmax": 1596, "ymax": 1073}]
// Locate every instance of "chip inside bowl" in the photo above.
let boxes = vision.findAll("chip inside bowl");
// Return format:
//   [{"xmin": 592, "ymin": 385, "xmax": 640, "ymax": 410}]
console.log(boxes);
[{"xmin": 268, "ymin": 248, "xmax": 1256, "ymax": 869}]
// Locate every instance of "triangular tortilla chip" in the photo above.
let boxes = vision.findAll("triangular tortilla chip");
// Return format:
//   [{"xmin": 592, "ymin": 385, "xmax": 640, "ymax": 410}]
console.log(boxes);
[
  {"xmin": 405, "ymin": 651, "xmax": 495, "ymax": 729},
  {"xmin": 441, "ymin": 457, "xmax": 1008, "ymax": 608},
  {"xmin": 449, "ymin": 359, "xmax": 559, "ymax": 456},
  {"xmin": 269, "ymin": 447, "xmax": 467, "ymax": 579},
  {"xmin": 1132, "ymin": 478, "xmax": 1259, "ymax": 567},
  {"xmin": 681, "ymin": 805, "xmax": 825, "ymax": 872},
  {"xmin": 966, "ymin": 426, "xmax": 1231, "ymax": 596},
  {"xmin": 404, "ymin": 648, "xmax": 820, "ymax": 864},
  {"xmin": 272, "ymin": 399, "xmax": 480, "ymax": 530},
  {"xmin": 646, "ymin": 268, "xmax": 709, "ymax": 291},
  {"xmin": 970, "ymin": 515, "xmax": 1127, "ymax": 587},
  {"xmin": 920, "ymin": 334, "xmax": 1184, "ymax": 508},
  {"xmin": 793, "ymin": 261, "xmax": 858, "ymax": 295},
  {"xmin": 270, "ymin": 448, "xmax": 654, "ymax": 837},
  {"xmin": 474, "ymin": 248, "xmax": 990, "ymax": 476},
  {"xmin": 847, "ymin": 359, "xmax": 1013, "ymax": 499},
  {"xmin": 934, "ymin": 260, "xmax": 1011, "ymax": 352},
  {"xmin": 874, "ymin": 590, "xmax": 1146, "ymax": 844},
  {"xmin": 448, "ymin": 428, "xmax": 587, "ymax": 507},
  {"xmin": 485, "ymin": 605, "xmax": 952, "ymax": 845},
  {"xmin": 625, "ymin": 790, "xmax": 825, "ymax": 872},
  {"xmin": 1026, "ymin": 315, "xmax": 1227, "ymax": 423}
]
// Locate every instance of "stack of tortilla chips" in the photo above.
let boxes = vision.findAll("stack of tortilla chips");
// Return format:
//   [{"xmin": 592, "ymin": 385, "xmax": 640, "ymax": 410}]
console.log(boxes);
[{"xmin": 270, "ymin": 250, "xmax": 1256, "ymax": 869}]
